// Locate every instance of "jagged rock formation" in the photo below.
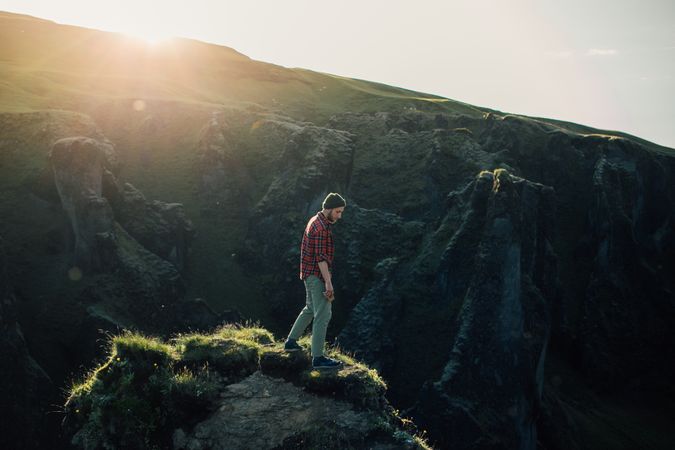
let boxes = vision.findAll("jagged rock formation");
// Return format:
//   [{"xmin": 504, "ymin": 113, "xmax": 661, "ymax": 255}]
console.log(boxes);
[
  {"xmin": 579, "ymin": 137, "xmax": 675, "ymax": 389},
  {"xmin": 49, "ymin": 135, "xmax": 219, "ymax": 335},
  {"xmin": 106, "ymin": 181, "xmax": 195, "ymax": 273},
  {"xmin": 225, "ymin": 110, "xmax": 675, "ymax": 449},
  {"xmin": 0, "ymin": 114, "xmax": 233, "ymax": 449},
  {"xmin": 409, "ymin": 170, "xmax": 555, "ymax": 449},
  {"xmin": 49, "ymin": 137, "xmax": 117, "ymax": 270}
]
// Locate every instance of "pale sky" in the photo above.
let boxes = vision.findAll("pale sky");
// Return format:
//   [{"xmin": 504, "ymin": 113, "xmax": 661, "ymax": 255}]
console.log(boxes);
[{"xmin": 2, "ymin": 0, "xmax": 674, "ymax": 148}]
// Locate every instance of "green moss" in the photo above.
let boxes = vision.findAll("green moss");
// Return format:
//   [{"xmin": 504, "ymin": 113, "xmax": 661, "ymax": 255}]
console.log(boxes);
[
  {"xmin": 269, "ymin": 338, "xmax": 388, "ymax": 409},
  {"xmin": 493, "ymin": 167, "xmax": 510, "ymax": 178},
  {"xmin": 291, "ymin": 346, "xmax": 388, "ymax": 411},
  {"xmin": 172, "ymin": 331, "xmax": 260, "ymax": 376},
  {"xmin": 452, "ymin": 127, "xmax": 473, "ymax": 136}
]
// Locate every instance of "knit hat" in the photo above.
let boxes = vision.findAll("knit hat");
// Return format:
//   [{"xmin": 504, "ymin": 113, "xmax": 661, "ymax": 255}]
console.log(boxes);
[{"xmin": 322, "ymin": 192, "xmax": 346, "ymax": 210}]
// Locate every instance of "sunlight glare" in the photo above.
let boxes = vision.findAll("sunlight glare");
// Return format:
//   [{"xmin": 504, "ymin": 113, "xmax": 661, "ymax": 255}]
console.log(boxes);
[{"xmin": 123, "ymin": 26, "xmax": 174, "ymax": 45}]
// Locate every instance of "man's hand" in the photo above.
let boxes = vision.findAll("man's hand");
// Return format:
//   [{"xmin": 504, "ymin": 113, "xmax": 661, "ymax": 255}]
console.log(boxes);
[{"xmin": 324, "ymin": 280, "xmax": 335, "ymax": 302}]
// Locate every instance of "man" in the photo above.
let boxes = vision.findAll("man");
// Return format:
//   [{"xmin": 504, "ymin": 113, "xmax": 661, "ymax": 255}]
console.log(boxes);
[{"xmin": 284, "ymin": 192, "xmax": 346, "ymax": 370}]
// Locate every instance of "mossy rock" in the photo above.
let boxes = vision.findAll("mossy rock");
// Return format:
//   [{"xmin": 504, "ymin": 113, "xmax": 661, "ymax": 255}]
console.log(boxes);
[
  {"xmin": 260, "ymin": 346, "xmax": 312, "ymax": 379},
  {"xmin": 64, "ymin": 325, "xmax": 425, "ymax": 450},
  {"xmin": 173, "ymin": 333, "xmax": 260, "ymax": 377},
  {"xmin": 300, "ymin": 353, "xmax": 387, "ymax": 411}
]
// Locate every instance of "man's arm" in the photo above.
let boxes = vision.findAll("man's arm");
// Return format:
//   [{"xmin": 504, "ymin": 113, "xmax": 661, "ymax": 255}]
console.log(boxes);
[
  {"xmin": 318, "ymin": 261, "xmax": 334, "ymax": 302},
  {"xmin": 313, "ymin": 229, "xmax": 334, "ymax": 301}
]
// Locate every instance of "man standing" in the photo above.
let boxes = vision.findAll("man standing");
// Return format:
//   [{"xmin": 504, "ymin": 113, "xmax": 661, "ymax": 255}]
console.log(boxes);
[{"xmin": 284, "ymin": 193, "xmax": 346, "ymax": 370}]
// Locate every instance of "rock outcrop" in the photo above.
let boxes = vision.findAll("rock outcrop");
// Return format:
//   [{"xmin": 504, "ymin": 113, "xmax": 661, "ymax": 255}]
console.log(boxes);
[
  {"xmin": 173, "ymin": 371, "xmax": 397, "ymax": 450},
  {"xmin": 106, "ymin": 181, "xmax": 195, "ymax": 273},
  {"xmin": 64, "ymin": 327, "xmax": 429, "ymax": 450},
  {"xmin": 49, "ymin": 135, "xmax": 219, "ymax": 334},
  {"xmin": 49, "ymin": 137, "xmax": 117, "ymax": 270},
  {"xmin": 409, "ymin": 170, "xmax": 556, "ymax": 449},
  {"xmin": 578, "ymin": 137, "xmax": 675, "ymax": 389}
]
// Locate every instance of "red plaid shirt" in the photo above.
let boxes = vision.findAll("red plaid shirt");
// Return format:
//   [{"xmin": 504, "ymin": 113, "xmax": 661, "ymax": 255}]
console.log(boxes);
[{"xmin": 299, "ymin": 211, "xmax": 334, "ymax": 281}]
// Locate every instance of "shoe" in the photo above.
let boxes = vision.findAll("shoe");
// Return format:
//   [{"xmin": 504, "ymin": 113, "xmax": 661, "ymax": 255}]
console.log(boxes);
[
  {"xmin": 284, "ymin": 339, "xmax": 303, "ymax": 352},
  {"xmin": 312, "ymin": 356, "xmax": 343, "ymax": 370}
]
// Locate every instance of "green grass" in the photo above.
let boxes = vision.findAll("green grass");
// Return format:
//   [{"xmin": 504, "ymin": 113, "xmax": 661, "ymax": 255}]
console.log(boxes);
[
  {"xmin": 171, "ymin": 324, "xmax": 268, "ymax": 374},
  {"xmin": 0, "ymin": 11, "xmax": 489, "ymax": 121},
  {"xmin": 65, "ymin": 331, "xmax": 216, "ymax": 449}
]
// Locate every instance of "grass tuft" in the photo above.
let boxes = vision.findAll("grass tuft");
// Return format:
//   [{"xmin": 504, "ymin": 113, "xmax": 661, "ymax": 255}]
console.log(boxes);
[{"xmin": 172, "ymin": 331, "xmax": 260, "ymax": 375}]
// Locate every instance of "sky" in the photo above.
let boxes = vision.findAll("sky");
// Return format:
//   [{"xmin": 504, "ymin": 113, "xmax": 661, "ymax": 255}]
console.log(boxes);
[{"xmin": 2, "ymin": 0, "xmax": 674, "ymax": 148}]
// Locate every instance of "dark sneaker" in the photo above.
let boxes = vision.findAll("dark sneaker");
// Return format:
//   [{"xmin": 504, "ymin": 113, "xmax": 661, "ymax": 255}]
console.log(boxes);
[
  {"xmin": 284, "ymin": 339, "xmax": 303, "ymax": 352},
  {"xmin": 312, "ymin": 356, "xmax": 343, "ymax": 370}
]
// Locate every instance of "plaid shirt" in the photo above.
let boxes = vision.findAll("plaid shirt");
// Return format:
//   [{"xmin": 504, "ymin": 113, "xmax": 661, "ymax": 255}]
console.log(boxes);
[{"xmin": 299, "ymin": 211, "xmax": 334, "ymax": 281}]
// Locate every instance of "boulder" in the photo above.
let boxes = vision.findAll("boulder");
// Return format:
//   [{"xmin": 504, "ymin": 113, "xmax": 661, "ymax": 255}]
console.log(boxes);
[{"xmin": 173, "ymin": 371, "xmax": 392, "ymax": 450}]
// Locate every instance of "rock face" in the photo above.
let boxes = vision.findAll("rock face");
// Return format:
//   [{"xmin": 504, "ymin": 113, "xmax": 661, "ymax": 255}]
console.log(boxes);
[
  {"xmin": 173, "ymin": 371, "xmax": 393, "ymax": 450},
  {"xmin": 107, "ymin": 181, "xmax": 196, "ymax": 273},
  {"xmin": 579, "ymin": 137, "xmax": 675, "ymax": 389},
  {"xmin": 195, "ymin": 111, "xmax": 255, "ymax": 211},
  {"xmin": 49, "ymin": 137, "xmax": 117, "ymax": 270},
  {"xmin": 0, "ymin": 236, "xmax": 52, "ymax": 449},
  {"xmin": 48, "ymin": 135, "xmax": 217, "ymax": 334},
  {"xmin": 222, "ymin": 110, "xmax": 675, "ymax": 449},
  {"xmin": 51, "ymin": 136, "xmax": 196, "ymax": 277},
  {"xmin": 410, "ymin": 170, "xmax": 556, "ymax": 449}
]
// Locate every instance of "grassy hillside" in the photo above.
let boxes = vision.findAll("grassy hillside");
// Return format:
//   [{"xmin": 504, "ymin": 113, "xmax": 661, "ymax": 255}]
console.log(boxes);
[{"xmin": 0, "ymin": 11, "xmax": 481, "ymax": 118}]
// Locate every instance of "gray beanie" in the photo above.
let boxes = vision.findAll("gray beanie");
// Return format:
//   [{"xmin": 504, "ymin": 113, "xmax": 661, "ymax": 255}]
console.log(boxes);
[{"xmin": 322, "ymin": 192, "xmax": 346, "ymax": 210}]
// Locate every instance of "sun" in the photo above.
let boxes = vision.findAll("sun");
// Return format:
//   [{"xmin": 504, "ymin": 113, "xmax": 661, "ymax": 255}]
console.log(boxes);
[{"xmin": 122, "ymin": 26, "xmax": 174, "ymax": 45}]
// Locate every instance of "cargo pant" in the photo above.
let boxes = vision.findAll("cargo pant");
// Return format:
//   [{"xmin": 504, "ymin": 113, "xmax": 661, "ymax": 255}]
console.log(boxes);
[{"xmin": 287, "ymin": 275, "xmax": 332, "ymax": 357}]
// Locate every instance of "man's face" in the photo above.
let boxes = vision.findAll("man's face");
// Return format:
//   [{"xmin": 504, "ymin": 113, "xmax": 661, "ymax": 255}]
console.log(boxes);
[{"xmin": 327, "ymin": 207, "xmax": 345, "ymax": 223}]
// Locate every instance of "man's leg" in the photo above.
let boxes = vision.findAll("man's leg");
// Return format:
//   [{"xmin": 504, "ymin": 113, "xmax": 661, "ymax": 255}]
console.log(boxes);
[
  {"xmin": 287, "ymin": 277, "xmax": 315, "ymax": 341},
  {"xmin": 306, "ymin": 275, "xmax": 332, "ymax": 357}
]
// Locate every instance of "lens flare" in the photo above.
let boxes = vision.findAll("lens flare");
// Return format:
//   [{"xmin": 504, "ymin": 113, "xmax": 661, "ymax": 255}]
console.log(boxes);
[{"xmin": 68, "ymin": 266, "xmax": 83, "ymax": 281}]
